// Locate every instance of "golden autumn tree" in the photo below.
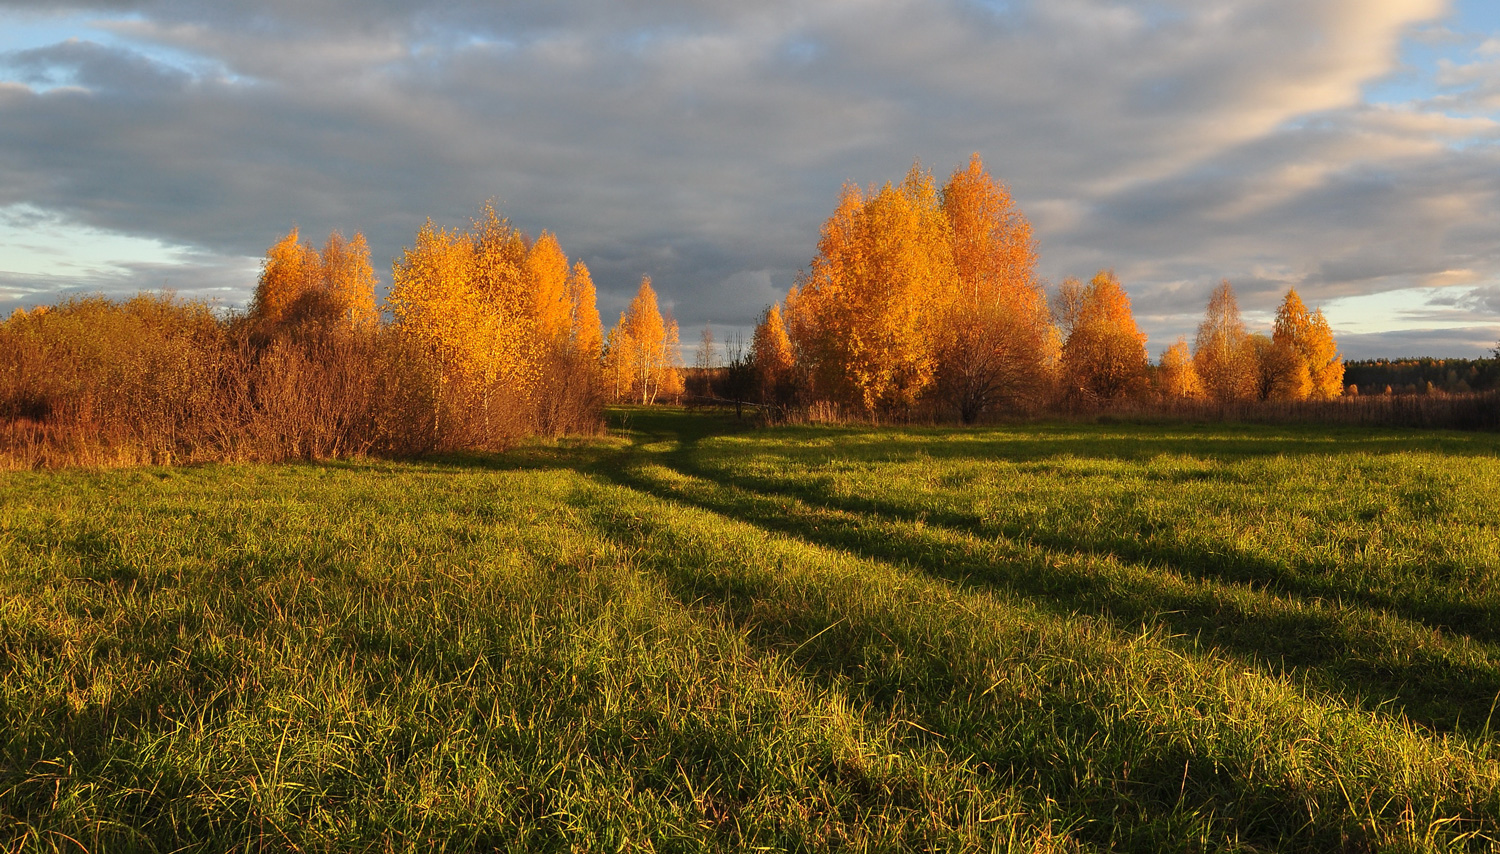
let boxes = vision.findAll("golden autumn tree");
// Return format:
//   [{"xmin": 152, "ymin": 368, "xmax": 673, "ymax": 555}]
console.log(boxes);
[
  {"xmin": 604, "ymin": 321, "xmax": 635, "ymax": 402},
  {"xmin": 518, "ymin": 233, "xmax": 604, "ymax": 433},
  {"xmin": 547, "ymin": 257, "xmax": 607, "ymax": 428},
  {"xmin": 388, "ymin": 202, "xmax": 604, "ymax": 440},
  {"xmin": 787, "ymin": 164, "xmax": 955, "ymax": 415},
  {"xmin": 659, "ymin": 313, "xmax": 684, "ymax": 401},
  {"xmin": 249, "ymin": 227, "xmax": 381, "ymax": 341},
  {"xmin": 751, "ymin": 302, "xmax": 795, "ymax": 405},
  {"xmin": 388, "ymin": 220, "xmax": 481, "ymax": 432},
  {"xmin": 1059, "ymin": 270, "xmax": 1149, "ymax": 401},
  {"xmin": 249, "ymin": 227, "xmax": 319, "ymax": 328},
  {"xmin": 320, "ymin": 231, "xmax": 380, "ymax": 330},
  {"xmin": 566, "ymin": 260, "xmax": 604, "ymax": 362},
  {"xmin": 1193, "ymin": 280, "xmax": 1256, "ymax": 402},
  {"xmin": 1158, "ymin": 337, "xmax": 1205, "ymax": 399},
  {"xmin": 1245, "ymin": 332, "xmax": 1279, "ymax": 400},
  {"xmin": 525, "ymin": 232, "xmax": 573, "ymax": 349},
  {"xmin": 934, "ymin": 154, "xmax": 1056, "ymax": 421},
  {"xmin": 468, "ymin": 203, "xmax": 536, "ymax": 409},
  {"xmin": 1307, "ymin": 310, "xmax": 1344, "ymax": 398},
  {"xmin": 1271, "ymin": 289, "xmax": 1344, "ymax": 400},
  {"xmin": 606, "ymin": 277, "xmax": 681, "ymax": 404}
]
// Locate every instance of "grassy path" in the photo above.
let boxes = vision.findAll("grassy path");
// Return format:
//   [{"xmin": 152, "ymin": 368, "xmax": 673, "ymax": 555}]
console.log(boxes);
[{"xmin": 2, "ymin": 408, "xmax": 1498, "ymax": 851}]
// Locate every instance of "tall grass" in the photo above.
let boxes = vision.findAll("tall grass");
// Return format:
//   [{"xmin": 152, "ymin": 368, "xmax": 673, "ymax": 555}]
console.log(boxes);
[{"xmin": 1, "ymin": 410, "xmax": 1498, "ymax": 851}]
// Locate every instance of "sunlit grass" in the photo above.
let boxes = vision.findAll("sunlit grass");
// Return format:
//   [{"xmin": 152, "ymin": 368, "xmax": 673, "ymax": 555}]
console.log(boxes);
[{"xmin": 2, "ymin": 408, "xmax": 1498, "ymax": 851}]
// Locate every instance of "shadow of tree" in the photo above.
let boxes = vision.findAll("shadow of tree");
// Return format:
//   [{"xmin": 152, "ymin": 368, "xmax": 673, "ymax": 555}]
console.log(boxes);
[
  {"xmin": 561, "ymin": 413, "xmax": 1500, "ymax": 739},
  {"xmin": 559, "ymin": 482, "xmax": 1427, "ymax": 853},
  {"xmin": 690, "ymin": 453, "xmax": 1500, "ymax": 647}
]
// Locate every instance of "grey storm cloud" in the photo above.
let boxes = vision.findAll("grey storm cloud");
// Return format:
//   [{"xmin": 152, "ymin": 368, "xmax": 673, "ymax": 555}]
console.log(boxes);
[
  {"xmin": 1, "ymin": 0, "xmax": 1497, "ymax": 355},
  {"xmin": 1336, "ymin": 326, "xmax": 1500, "ymax": 360}
]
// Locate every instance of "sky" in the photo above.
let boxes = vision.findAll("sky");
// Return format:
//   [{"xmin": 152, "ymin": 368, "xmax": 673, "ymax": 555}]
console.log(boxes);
[{"xmin": 1, "ymin": 0, "xmax": 1498, "ymax": 360}]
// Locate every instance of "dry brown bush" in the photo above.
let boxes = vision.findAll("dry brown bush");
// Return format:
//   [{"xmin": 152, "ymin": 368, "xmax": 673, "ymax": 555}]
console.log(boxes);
[
  {"xmin": 0, "ymin": 290, "xmax": 604, "ymax": 469},
  {"xmin": 0, "ymin": 295, "xmax": 225, "ymax": 466}
]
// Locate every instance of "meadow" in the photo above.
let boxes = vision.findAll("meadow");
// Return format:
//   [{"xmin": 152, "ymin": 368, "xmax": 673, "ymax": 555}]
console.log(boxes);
[{"xmin": 2, "ymin": 408, "xmax": 1498, "ymax": 852}]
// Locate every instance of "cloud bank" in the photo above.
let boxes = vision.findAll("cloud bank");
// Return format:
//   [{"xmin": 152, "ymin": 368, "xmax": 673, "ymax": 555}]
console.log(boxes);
[{"xmin": 1, "ymin": 0, "xmax": 1497, "ymax": 356}]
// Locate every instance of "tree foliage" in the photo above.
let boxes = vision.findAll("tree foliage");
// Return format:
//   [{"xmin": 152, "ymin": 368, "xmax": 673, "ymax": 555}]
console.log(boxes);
[
  {"xmin": 786, "ymin": 165, "xmax": 956, "ymax": 415},
  {"xmin": 606, "ymin": 277, "xmax": 682, "ymax": 405},
  {"xmin": 1193, "ymin": 280, "xmax": 1255, "ymax": 402},
  {"xmin": 320, "ymin": 231, "xmax": 380, "ymax": 331},
  {"xmin": 249, "ymin": 227, "xmax": 379, "ymax": 339},
  {"xmin": 1244, "ymin": 333, "xmax": 1279, "ymax": 401},
  {"xmin": 933, "ymin": 154, "xmax": 1057, "ymax": 422},
  {"xmin": 388, "ymin": 203, "xmax": 605, "ymax": 442},
  {"xmin": 526, "ymin": 232, "xmax": 573, "ymax": 349},
  {"xmin": 751, "ymin": 302, "xmax": 795, "ymax": 406},
  {"xmin": 567, "ymin": 260, "xmax": 604, "ymax": 362},
  {"xmin": 250, "ymin": 227, "xmax": 319, "ymax": 329},
  {"xmin": 1157, "ymin": 337, "xmax": 1205, "ymax": 400},
  {"xmin": 1271, "ymin": 289, "xmax": 1344, "ymax": 400},
  {"xmin": 1059, "ymin": 271, "xmax": 1148, "ymax": 401}
]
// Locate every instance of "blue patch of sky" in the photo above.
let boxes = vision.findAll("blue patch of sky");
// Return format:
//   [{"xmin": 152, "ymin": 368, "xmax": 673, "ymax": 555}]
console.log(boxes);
[
  {"xmin": 0, "ymin": 9, "xmax": 234, "ymax": 89},
  {"xmin": 0, "ymin": 10, "xmax": 100, "ymax": 53},
  {"xmin": 778, "ymin": 36, "xmax": 822, "ymax": 66},
  {"xmin": 1364, "ymin": 0, "xmax": 1500, "ymax": 110},
  {"xmin": 965, "ymin": 0, "xmax": 1013, "ymax": 17},
  {"xmin": 0, "ymin": 203, "xmax": 197, "ymax": 279},
  {"xmin": 615, "ymin": 24, "xmax": 708, "ymax": 56},
  {"xmin": 1138, "ymin": 2, "xmax": 1189, "ymax": 29}
]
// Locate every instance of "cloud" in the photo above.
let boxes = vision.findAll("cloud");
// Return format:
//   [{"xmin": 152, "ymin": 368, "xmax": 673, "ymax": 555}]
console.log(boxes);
[
  {"xmin": 1336, "ymin": 326, "xmax": 1499, "ymax": 360},
  {"xmin": 0, "ymin": 0, "xmax": 1495, "ymax": 358},
  {"xmin": 1426, "ymin": 282, "xmax": 1500, "ymax": 313},
  {"xmin": 2, "ymin": 37, "xmax": 192, "ymax": 91},
  {"xmin": 0, "ymin": 254, "xmax": 259, "ymax": 316}
]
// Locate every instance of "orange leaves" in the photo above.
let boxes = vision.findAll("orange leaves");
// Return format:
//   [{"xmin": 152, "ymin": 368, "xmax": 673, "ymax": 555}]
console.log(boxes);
[
  {"xmin": 250, "ymin": 227, "xmax": 319, "ymax": 328},
  {"xmin": 1272, "ymin": 288, "xmax": 1344, "ymax": 400},
  {"xmin": 1059, "ymin": 270, "xmax": 1149, "ymax": 401},
  {"xmin": 943, "ymin": 152, "xmax": 1036, "ymax": 310},
  {"xmin": 567, "ymin": 260, "xmax": 603, "ymax": 361},
  {"xmin": 935, "ymin": 154, "xmax": 1053, "ymax": 420},
  {"xmin": 1158, "ymin": 337, "xmax": 1205, "ymax": 399},
  {"xmin": 785, "ymin": 154, "xmax": 1063, "ymax": 419},
  {"xmin": 606, "ymin": 277, "xmax": 681, "ymax": 404},
  {"xmin": 526, "ymin": 232, "xmax": 573, "ymax": 347},
  {"xmin": 250, "ymin": 227, "xmax": 379, "ymax": 336},
  {"xmin": 789, "ymin": 166, "xmax": 956, "ymax": 414},
  {"xmin": 250, "ymin": 229, "xmax": 381, "ymax": 346},
  {"xmin": 388, "ymin": 202, "xmax": 606, "ymax": 433},
  {"xmin": 751, "ymin": 303, "xmax": 794, "ymax": 404},
  {"xmin": 321, "ymin": 232, "xmax": 379, "ymax": 331},
  {"xmin": 1170, "ymin": 282, "xmax": 1344, "ymax": 403},
  {"xmin": 1193, "ymin": 280, "xmax": 1255, "ymax": 402}
]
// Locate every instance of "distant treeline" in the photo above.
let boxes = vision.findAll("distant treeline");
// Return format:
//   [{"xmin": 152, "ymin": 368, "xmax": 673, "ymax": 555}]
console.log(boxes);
[{"xmin": 1343, "ymin": 357, "xmax": 1500, "ymax": 396}]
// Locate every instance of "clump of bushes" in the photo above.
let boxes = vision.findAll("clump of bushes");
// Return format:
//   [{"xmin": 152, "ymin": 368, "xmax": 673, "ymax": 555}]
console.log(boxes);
[{"xmin": 0, "ymin": 212, "xmax": 608, "ymax": 469}]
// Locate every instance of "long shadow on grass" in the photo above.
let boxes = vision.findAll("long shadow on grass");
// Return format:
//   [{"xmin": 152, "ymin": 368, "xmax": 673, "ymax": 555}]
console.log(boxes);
[
  {"xmin": 561, "ymin": 485, "xmax": 1473, "ymax": 853},
  {"xmin": 643, "ymin": 413, "xmax": 1500, "ymax": 648},
  {"xmin": 669, "ymin": 412, "xmax": 1500, "ymax": 649},
  {"xmin": 575, "ymin": 414, "xmax": 1500, "ymax": 739},
  {"xmin": 697, "ymin": 455, "xmax": 1500, "ymax": 649},
  {"xmin": 642, "ymin": 416, "xmax": 1500, "ymax": 465}
]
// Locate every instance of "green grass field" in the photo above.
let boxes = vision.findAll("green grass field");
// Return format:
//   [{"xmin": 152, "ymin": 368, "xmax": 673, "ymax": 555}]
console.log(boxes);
[{"xmin": 2, "ymin": 408, "xmax": 1499, "ymax": 852}]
